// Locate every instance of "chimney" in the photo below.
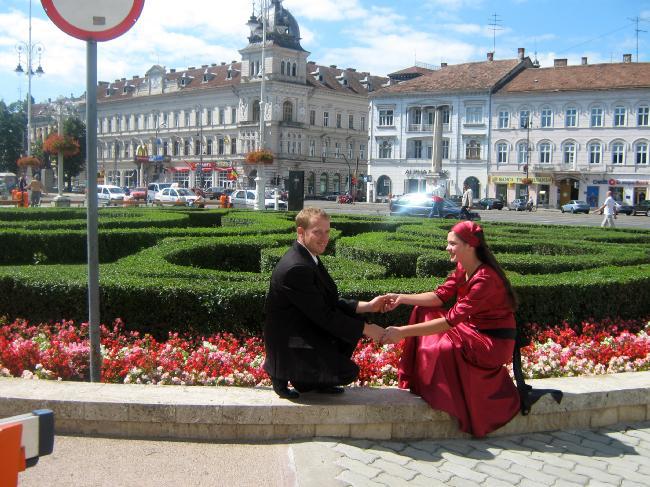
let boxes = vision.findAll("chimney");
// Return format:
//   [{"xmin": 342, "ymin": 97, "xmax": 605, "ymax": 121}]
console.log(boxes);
[
  {"xmin": 517, "ymin": 47, "xmax": 525, "ymax": 60},
  {"xmin": 330, "ymin": 64, "xmax": 337, "ymax": 69},
  {"xmin": 623, "ymin": 53, "xmax": 632, "ymax": 63},
  {"xmin": 581, "ymin": 57, "xmax": 588, "ymax": 65},
  {"xmin": 440, "ymin": 62, "xmax": 447, "ymax": 68},
  {"xmin": 487, "ymin": 52, "xmax": 494, "ymax": 61},
  {"xmin": 554, "ymin": 58, "xmax": 568, "ymax": 67},
  {"xmin": 221, "ymin": 62, "xmax": 226, "ymax": 65}
]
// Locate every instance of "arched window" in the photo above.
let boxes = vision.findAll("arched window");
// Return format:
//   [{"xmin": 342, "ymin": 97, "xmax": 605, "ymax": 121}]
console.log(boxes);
[
  {"xmin": 252, "ymin": 100, "xmax": 260, "ymax": 122},
  {"xmin": 376, "ymin": 175, "xmax": 392, "ymax": 197},
  {"xmin": 307, "ymin": 172, "xmax": 315, "ymax": 195},
  {"xmin": 283, "ymin": 101, "xmax": 293, "ymax": 122},
  {"xmin": 464, "ymin": 176, "xmax": 480, "ymax": 198},
  {"xmin": 319, "ymin": 173, "xmax": 328, "ymax": 194},
  {"xmin": 281, "ymin": 61, "xmax": 285, "ymax": 75},
  {"xmin": 333, "ymin": 174, "xmax": 341, "ymax": 193},
  {"xmin": 466, "ymin": 140, "xmax": 481, "ymax": 159},
  {"xmin": 292, "ymin": 63, "xmax": 297, "ymax": 76}
]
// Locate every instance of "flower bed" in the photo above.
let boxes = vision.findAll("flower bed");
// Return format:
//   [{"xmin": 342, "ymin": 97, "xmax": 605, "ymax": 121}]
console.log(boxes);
[{"xmin": 1, "ymin": 317, "xmax": 648, "ymax": 385}]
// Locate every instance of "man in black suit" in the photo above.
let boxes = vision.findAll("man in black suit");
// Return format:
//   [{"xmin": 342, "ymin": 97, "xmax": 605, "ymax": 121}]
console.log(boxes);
[{"xmin": 264, "ymin": 207, "xmax": 386, "ymax": 399}]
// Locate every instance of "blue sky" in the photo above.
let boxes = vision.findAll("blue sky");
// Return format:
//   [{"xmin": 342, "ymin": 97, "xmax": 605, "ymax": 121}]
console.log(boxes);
[{"xmin": 0, "ymin": 0, "xmax": 649, "ymax": 104}]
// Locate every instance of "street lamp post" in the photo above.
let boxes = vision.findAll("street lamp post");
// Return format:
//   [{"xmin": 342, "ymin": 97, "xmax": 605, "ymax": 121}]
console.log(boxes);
[
  {"xmin": 195, "ymin": 105, "xmax": 204, "ymax": 190},
  {"xmin": 254, "ymin": 0, "xmax": 268, "ymax": 211},
  {"xmin": 14, "ymin": 0, "xmax": 45, "ymax": 159},
  {"xmin": 49, "ymin": 97, "xmax": 73, "ymax": 206},
  {"xmin": 523, "ymin": 116, "xmax": 532, "ymax": 201}
]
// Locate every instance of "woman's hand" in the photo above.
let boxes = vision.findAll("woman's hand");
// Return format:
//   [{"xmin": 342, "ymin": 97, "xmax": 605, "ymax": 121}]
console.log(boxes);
[
  {"xmin": 382, "ymin": 294, "xmax": 404, "ymax": 312},
  {"xmin": 381, "ymin": 326, "xmax": 404, "ymax": 345}
]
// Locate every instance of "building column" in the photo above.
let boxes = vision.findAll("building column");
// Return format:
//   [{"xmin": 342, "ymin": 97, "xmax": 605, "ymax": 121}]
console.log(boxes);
[{"xmin": 431, "ymin": 106, "xmax": 444, "ymax": 174}]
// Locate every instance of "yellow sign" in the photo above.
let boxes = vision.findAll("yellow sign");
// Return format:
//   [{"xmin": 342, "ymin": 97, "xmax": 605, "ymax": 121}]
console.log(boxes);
[
  {"xmin": 490, "ymin": 175, "xmax": 552, "ymax": 184},
  {"xmin": 136, "ymin": 144, "xmax": 148, "ymax": 157}
]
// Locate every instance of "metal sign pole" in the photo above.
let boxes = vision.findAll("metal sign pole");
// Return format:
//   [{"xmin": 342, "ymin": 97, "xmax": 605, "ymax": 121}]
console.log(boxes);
[{"xmin": 86, "ymin": 40, "xmax": 101, "ymax": 382}]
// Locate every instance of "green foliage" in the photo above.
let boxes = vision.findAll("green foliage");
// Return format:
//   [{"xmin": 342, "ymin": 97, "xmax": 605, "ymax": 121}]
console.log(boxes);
[{"xmin": 0, "ymin": 208, "xmax": 649, "ymax": 335}]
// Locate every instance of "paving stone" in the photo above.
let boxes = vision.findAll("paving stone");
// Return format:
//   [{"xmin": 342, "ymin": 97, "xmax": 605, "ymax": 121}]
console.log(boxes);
[
  {"xmin": 440, "ymin": 451, "xmax": 481, "ymax": 468},
  {"xmin": 572, "ymin": 465, "xmax": 622, "ymax": 484},
  {"xmin": 479, "ymin": 479, "xmax": 516, "ymax": 487},
  {"xmin": 580, "ymin": 438, "xmax": 625, "ymax": 455},
  {"xmin": 553, "ymin": 481, "xmax": 586, "ymax": 487},
  {"xmin": 364, "ymin": 447, "xmax": 410, "ymax": 466},
  {"xmin": 530, "ymin": 451, "xmax": 576, "ymax": 469},
  {"xmin": 541, "ymin": 464, "xmax": 589, "ymax": 484},
  {"xmin": 373, "ymin": 473, "xmax": 418, "ymax": 486},
  {"xmin": 521, "ymin": 437, "xmax": 559, "ymax": 452},
  {"xmin": 409, "ymin": 474, "xmax": 448, "ymax": 487},
  {"xmin": 508, "ymin": 463, "xmax": 556, "ymax": 485},
  {"xmin": 625, "ymin": 429, "xmax": 650, "ymax": 443},
  {"xmin": 562, "ymin": 454, "xmax": 610, "ymax": 470},
  {"xmin": 345, "ymin": 439, "xmax": 374, "ymax": 450},
  {"xmin": 485, "ymin": 438, "xmax": 530, "ymax": 454},
  {"xmin": 336, "ymin": 470, "xmax": 384, "ymax": 487},
  {"xmin": 409, "ymin": 439, "xmax": 442, "ymax": 454},
  {"xmin": 573, "ymin": 429, "xmax": 615, "ymax": 446},
  {"xmin": 439, "ymin": 462, "xmax": 488, "ymax": 484},
  {"xmin": 602, "ymin": 458, "xmax": 642, "ymax": 472},
  {"xmin": 586, "ymin": 481, "xmax": 620, "ymax": 487},
  {"xmin": 405, "ymin": 460, "xmax": 453, "ymax": 482},
  {"xmin": 606, "ymin": 465, "xmax": 649, "ymax": 484},
  {"xmin": 370, "ymin": 459, "xmax": 417, "ymax": 481},
  {"xmin": 335, "ymin": 457, "xmax": 382, "ymax": 480},
  {"xmin": 553, "ymin": 438, "xmax": 596, "ymax": 456},
  {"xmin": 377, "ymin": 441, "xmax": 407, "ymax": 453},
  {"xmin": 519, "ymin": 479, "xmax": 552, "ymax": 487},
  {"xmin": 445, "ymin": 476, "xmax": 483, "ymax": 487},
  {"xmin": 620, "ymin": 481, "xmax": 649, "ymax": 487},
  {"xmin": 399, "ymin": 446, "xmax": 438, "ymax": 463},
  {"xmin": 602, "ymin": 430, "xmax": 641, "ymax": 447},
  {"xmin": 441, "ymin": 439, "xmax": 477, "ymax": 456},
  {"xmin": 496, "ymin": 450, "xmax": 545, "ymax": 470},
  {"xmin": 475, "ymin": 462, "xmax": 523, "ymax": 484},
  {"xmin": 333, "ymin": 444, "xmax": 380, "ymax": 464}
]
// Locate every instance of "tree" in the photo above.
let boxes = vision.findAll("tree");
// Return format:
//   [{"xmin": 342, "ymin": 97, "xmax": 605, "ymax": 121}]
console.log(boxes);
[
  {"xmin": 62, "ymin": 117, "xmax": 86, "ymax": 191},
  {"xmin": 0, "ymin": 101, "xmax": 26, "ymax": 173}
]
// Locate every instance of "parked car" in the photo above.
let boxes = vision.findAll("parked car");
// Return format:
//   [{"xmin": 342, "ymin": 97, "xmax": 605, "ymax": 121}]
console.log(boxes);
[
  {"xmin": 325, "ymin": 192, "xmax": 343, "ymax": 201},
  {"xmin": 560, "ymin": 200, "xmax": 590, "ymax": 214},
  {"xmin": 147, "ymin": 182, "xmax": 173, "ymax": 203},
  {"xmin": 156, "ymin": 187, "xmax": 205, "ymax": 207},
  {"xmin": 632, "ymin": 200, "xmax": 650, "ymax": 216},
  {"xmin": 70, "ymin": 184, "xmax": 86, "ymax": 194},
  {"xmin": 96, "ymin": 185, "xmax": 125, "ymax": 204},
  {"xmin": 614, "ymin": 202, "xmax": 634, "ymax": 215},
  {"xmin": 508, "ymin": 198, "xmax": 528, "ymax": 211},
  {"xmin": 230, "ymin": 189, "xmax": 287, "ymax": 210},
  {"xmin": 204, "ymin": 186, "xmax": 233, "ymax": 200},
  {"xmin": 476, "ymin": 197, "xmax": 504, "ymax": 210},
  {"xmin": 128, "ymin": 187, "xmax": 147, "ymax": 201},
  {"xmin": 389, "ymin": 192, "xmax": 480, "ymax": 220}
]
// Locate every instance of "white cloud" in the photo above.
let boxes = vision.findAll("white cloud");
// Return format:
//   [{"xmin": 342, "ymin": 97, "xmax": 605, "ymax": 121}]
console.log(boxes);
[{"xmin": 285, "ymin": 0, "xmax": 366, "ymax": 21}]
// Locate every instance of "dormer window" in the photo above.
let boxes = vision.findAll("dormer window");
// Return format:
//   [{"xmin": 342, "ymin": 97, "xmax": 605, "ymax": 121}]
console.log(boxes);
[
  {"xmin": 105, "ymin": 88, "xmax": 111, "ymax": 96},
  {"xmin": 122, "ymin": 86, "xmax": 128, "ymax": 94},
  {"xmin": 203, "ymin": 73, "xmax": 209, "ymax": 82}
]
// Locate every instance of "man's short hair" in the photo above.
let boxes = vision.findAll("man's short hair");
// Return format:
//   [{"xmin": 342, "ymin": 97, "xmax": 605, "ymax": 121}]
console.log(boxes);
[{"xmin": 295, "ymin": 207, "xmax": 329, "ymax": 230}]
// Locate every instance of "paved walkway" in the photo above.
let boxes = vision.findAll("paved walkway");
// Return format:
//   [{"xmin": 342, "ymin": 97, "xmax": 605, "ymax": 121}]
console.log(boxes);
[{"xmin": 19, "ymin": 421, "xmax": 650, "ymax": 486}]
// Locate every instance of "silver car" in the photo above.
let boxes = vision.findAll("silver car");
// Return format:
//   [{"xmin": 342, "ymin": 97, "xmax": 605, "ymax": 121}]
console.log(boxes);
[{"xmin": 560, "ymin": 200, "xmax": 590, "ymax": 214}]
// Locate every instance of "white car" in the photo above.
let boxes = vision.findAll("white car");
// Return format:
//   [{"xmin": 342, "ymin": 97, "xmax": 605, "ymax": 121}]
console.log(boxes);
[
  {"xmin": 156, "ymin": 187, "xmax": 204, "ymax": 206},
  {"xmin": 147, "ymin": 182, "xmax": 173, "ymax": 203},
  {"xmin": 97, "ymin": 185, "xmax": 125, "ymax": 204},
  {"xmin": 230, "ymin": 189, "xmax": 287, "ymax": 209}
]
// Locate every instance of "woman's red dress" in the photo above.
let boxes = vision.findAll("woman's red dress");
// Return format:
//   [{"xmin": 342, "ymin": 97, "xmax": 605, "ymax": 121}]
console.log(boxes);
[{"xmin": 398, "ymin": 263, "xmax": 520, "ymax": 437}]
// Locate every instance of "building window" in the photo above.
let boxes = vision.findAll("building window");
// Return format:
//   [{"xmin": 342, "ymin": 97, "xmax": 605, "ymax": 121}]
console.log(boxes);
[
  {"xmin": 323, "ymin": 111, "xmax": 329, "ymax": 127},
  {"xmin": 217, "ymin": 138, "xmax": 224, "ymax": 155},
  {"xmin": 611, "ymin": 142, "xmax": 624, "ymax": 164},
  {"xmin": 348, "ymin": 114, "xmax": 354, "ymax": 129},
  {"xmin": 636, "ymin": 142, "xmax": 648, "ymax": 164},
  {"xmin": 194, "ymin": 139, "xmax": 200, "ymax": 156},
  {"xmin": 206, "ymin": 110, "xmax": 212, "ymax": 125},
  {"xmin": 333, "ymin": 174, "xmax": 341, "ymax": 192},
  {"xmin": 590, "ymin": 107, "xmax": 603, "ymax": 127},
  {"xmin": 414, "ymin": 140, "xmax": 422, "ymax": 159},
  {"xmin": 563, "ymin": 142, "xmax": 576, "ymax": 164},
  {"xmin": 465, "ymin": 106, "xmax": 483, "ymax": 124},
  {"xmin": 539, "ymin": 142, "xmax": 551, "ymax": 163},
  {"xmin": 143, "ymin": 116, "xmax": 149, "ymax": 130},
  {"xmin": 498, "ymin": 110, "xmax": 509, "ymax": 129},
  {"xmin": 206, "ymin": 139, "xmax": 213, "ymax": 155},
  {"xmin": 379, "ymin": 141, "xmax": 392, "ymax": 158},
  {"xmin": 540, "ymin": 108, "xmax": 553, "ymax": 128},
  {"xmin": 411, "ymin": 108, "xmax": 422, "ymax": 125},
  {"xmin": 335, "ymin": 142, "xmax": 341, "ymax": 158},
  {"xmin": 309, "ymin": 110, "xmax": 316, "ymax": 125},
  {"xmin": 231, "ymin": 108, "xmax": 237, "ymax": 123},
  {"xmin": 252, "ymin": 101, "xmax": 261, "ymax": 122},
  {"xmin": 283, "ymin": 101, "xmax": 293, "ymax": 122},
  {"xmin": 230, "ymin": 138, "xmax": 237, "ymax": 155},
  {"xmin": 519, "ymin": 109, "xmax": 530, "ymax": 128},
  {"xmin": 219, "ymin": 108, "xmax": 225, "ymax": 124},
  {"xmin": 638, "ymin": 106, "xmax": 649, "ymax": 126},
  {"xmin": 281, "ymin": 61, "xmax": 285, "ymax": 75},
  {"xmin": 292, "ymin": 63, "xmax": 297, "ymax": 76},
  {"xmin": 614, "ymin": 106, "xmax": 626, "ymax": 127},
  {"xmin": 565, "ymin": 107, "xmax": 577, "ymax": 127},
  {"xmin": 185, "ymin": 112, "xmax": 191, "ymax": 127},
  {"xmin": 309, "ymin": 140, "xmax": 315, "ymax": 157},
  {"xmin": 466, "ymin": 140, "xmax": 480, "ymax": 159},
  {"xmin": 319, "ymin": 173, "xmax": 328, "ymax": 194},
  {"xmin": 496, "ymin": 143, "xmax": 508, "ymax": 163},
  {"xmin": 336, "ymin": 113, "xmax": 342, "ymax": 128},
  {"xmin": 359, "ymin": 144, "xmax": 366, "ymax": 159},
  {"xmin": 589, "ymin": 142, "xmax": 602, "ymax": 164},
  {"xmin": 442, "ymin": 139, "xmax": 449, "ymax": 159},
  {"xmin": 173, "ymin": 140, "xmax": 180, "ymax": 156},
  {"xmin": 184, "ymin": 140, "xmax": 190, "ymax": 156},
  {"xmin": 442, "ymin": 108, "xmax": 450, "ymax": 124},
  {"xmin": 517, "ymin": 142, "xmax": 528, "ymax": 164},
  {"xmin": 378, "ymin": 109, "xmax": 394, "ymax": 126},
  {"xmin": 348, "ymin": 143, "xmax": 353, "ymax": 159}
]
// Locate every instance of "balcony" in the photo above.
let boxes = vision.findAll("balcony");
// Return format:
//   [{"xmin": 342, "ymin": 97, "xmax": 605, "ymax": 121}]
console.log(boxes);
[{"xmin": 407, "ymin": 123, "xmax": 433, "ymax": 132}]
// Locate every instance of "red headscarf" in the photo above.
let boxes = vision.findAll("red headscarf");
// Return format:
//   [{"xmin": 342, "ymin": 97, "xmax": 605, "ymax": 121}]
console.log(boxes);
[{"xmin": 451, "ymin": 221, "xmax": 483, "ymax": 247}]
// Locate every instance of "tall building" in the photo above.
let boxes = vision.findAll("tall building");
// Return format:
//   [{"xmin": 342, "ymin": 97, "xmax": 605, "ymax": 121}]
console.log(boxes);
[{"xmin": 93, "ymin": 0, "xmax": 386, "ymax": 195}]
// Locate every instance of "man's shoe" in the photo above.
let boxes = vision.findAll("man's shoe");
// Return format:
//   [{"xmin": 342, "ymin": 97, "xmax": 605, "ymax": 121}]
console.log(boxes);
[
  {"xmin": 272, "ymin": 379, "xmax": 299, "ymax": 399},
  {"xmin": 316, "ymin": 386, "xmax": 345, "ymax": 394}
]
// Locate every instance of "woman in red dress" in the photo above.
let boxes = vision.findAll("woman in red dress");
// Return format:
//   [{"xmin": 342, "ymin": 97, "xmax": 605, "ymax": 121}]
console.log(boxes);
[{"xmin": 382, "ymin": 221, "xmax": 520, "ymax": 437}]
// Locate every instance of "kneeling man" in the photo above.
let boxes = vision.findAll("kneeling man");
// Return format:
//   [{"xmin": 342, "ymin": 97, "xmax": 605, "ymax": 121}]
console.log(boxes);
[{"xmin": 264, "ymin": 207, "xmax": 385, "ymax": 398}]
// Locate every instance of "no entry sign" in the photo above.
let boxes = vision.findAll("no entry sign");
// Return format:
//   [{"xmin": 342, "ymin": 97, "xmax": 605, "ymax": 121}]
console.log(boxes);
[{"xmin": 41, "ymin": 0, "xmax": 145, "ymax": 41}]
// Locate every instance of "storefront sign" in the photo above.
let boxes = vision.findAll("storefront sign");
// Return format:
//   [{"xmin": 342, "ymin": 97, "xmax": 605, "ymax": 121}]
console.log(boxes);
[
  {"xmin": 490, "ymin": 175, "xmax": 552, "ymax": 184},
  {"xmin": 600, "ymin": 178, "xmax": 650, "ymax": 186},
  {"xmin": 405, "ymin": 169, "xmax": 438, "ymax": 176}
]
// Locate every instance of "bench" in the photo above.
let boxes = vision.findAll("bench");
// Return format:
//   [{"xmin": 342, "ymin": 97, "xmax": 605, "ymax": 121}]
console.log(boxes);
[{"xmin": 0, "ymin": 200, "xmax": 21, "ymax": 207}]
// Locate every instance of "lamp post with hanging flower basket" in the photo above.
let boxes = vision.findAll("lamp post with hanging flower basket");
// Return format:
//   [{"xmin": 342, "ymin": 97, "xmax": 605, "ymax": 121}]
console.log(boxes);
[
  {"xmin": 44, "ymin": 133, "xmax": 79, "ymax": 200},
  {"xmin": 245, "ymin": 149, "xmax": 274, "ymax": 164}
]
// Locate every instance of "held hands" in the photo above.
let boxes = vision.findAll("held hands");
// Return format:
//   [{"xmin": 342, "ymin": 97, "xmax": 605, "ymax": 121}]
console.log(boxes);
[
  {"xmin": 363, "ymin": 323, "xmax": 385, "ymax": 341},
  {"xmin": 381, "ymin": 294, "xmax": 403, "ymax": 312},
  {"xmin": 362, "ymin": 294, "xmax": 405, "ymax": 313},
  {"xmin": 380, "ymin": 326, "xmax": 404, "ymax": 345}
]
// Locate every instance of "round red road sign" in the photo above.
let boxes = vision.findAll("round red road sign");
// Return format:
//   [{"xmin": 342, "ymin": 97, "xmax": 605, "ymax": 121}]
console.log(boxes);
[{"xmin": 41, "ymin": 0, "xmax": 145, "ymax": 42}]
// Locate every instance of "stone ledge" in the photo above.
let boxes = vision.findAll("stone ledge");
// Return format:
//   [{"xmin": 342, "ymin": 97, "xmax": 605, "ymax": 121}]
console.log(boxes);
[{"xmin": 0, "ymin": 372, "xmax": 648, "ymax": 441}]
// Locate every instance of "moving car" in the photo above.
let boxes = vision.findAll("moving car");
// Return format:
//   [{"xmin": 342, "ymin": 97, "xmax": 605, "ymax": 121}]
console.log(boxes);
[
  {"xmin": 632, "ymin": 200, "xmax": 650, "ymax": 216},
  {"xmin": 476, "ymin": 197, "xmax": 504, "ymax": 210},
  {"xmin": 156, "ymin": 187, "xmax": 205, "ymax": 207},
  {"xmin": 560, "ymin": 200, "xmax": 590, "ymax": 214},
  {"xmin": 508, "ymin": 198, "xmax": 527, "ymax": 211},
  {"xmin": 389, "ymin": 192, "xmax": 480, "ymax": 220},
  {"xmin": 96, "ymin": 185, "xmax": 125, "ymax": 204},
  {"xmin": 147, "ymin": 182, "xmax": 173, "ymax": 203},
  {"xmin": 230, "ymin": 189, "xmax": 287, "ymax": 209}
]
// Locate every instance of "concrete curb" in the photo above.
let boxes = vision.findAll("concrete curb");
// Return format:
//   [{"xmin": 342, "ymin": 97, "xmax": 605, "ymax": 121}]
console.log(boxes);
[{"xmin": 1, "ymin": 372, "xmax": 649, "ymax": 441}]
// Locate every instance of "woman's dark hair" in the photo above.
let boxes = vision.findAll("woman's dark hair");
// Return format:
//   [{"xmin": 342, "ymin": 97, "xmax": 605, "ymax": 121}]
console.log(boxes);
[{"xmin": 457, "ymin": 230, "xmax": 519, "ymax": 310}]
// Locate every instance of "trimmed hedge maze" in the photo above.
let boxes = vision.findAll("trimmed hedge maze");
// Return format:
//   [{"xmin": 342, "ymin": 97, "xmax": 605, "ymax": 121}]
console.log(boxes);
[{"xmin": 0, "ymin": 207, "xmax": 649, "ymax": 337}]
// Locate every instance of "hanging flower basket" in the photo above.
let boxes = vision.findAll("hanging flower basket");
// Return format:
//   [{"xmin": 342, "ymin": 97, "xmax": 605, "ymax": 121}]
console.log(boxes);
[
  {"xmin": 245, "ymin": 149, "xmax": 274, "ymax": 164},
  {"xmin": 521, "ymin": 177, "xmax": 533, "ymax": 185},
  {"xmin": 43, "ymin": 134, "xmax": 80, "ymax": 158},
  {"xmin": 16, "ymin": 155, "xmax": 42, "ymax": 168}
]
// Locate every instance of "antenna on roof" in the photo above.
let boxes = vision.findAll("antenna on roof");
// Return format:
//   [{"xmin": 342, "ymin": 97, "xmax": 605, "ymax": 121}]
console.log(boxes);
[
  {"xmin": 533, "ymin": 38, "xmax": 540, "ymax": 67},
  {"xmin": 628, "ymin": 16, "xmax": 648, "ymax": 62},
  {"xmin": 488, "ymin": 13, "xmax": 503, "ymax": 56}
]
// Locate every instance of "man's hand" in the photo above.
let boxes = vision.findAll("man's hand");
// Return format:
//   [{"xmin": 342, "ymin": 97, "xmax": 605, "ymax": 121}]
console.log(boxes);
[
  {"xmin": 363, "ymin": 323, "xmax": 385, "ymax": 341},
  {"xmin": 380, "ymin": 326, "xmax": 404, "ymax": 345},
  {"xmin": 363, "ymin": 295, "xmax": 390, "ymax": 313},
  {"xmin": 382, "ymin": 294, "xmax": 403, "ymax": 312}
]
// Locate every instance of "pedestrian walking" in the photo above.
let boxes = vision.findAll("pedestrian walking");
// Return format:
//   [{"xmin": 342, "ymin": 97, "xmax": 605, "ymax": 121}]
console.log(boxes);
[{"xmin": 594, "ymin": 191, "xmax": 616, "ymax": 228}]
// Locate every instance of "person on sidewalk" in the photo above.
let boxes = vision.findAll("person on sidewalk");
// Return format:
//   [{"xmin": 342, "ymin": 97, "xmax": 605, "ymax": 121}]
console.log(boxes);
[
  {"xmin": 594, "ymin": 191, "xmax": 616, "ymax": 228},
  {"xmin": 264, "ymin": 207, "xmax": 386, "ymax": 399},
  {"xmin": 28, "ymin": 174, "xmax": 46, "ymax": 207},
  {"xmin": 460, "ymin": 184, "xmax": 473, "ymax": 220}
]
